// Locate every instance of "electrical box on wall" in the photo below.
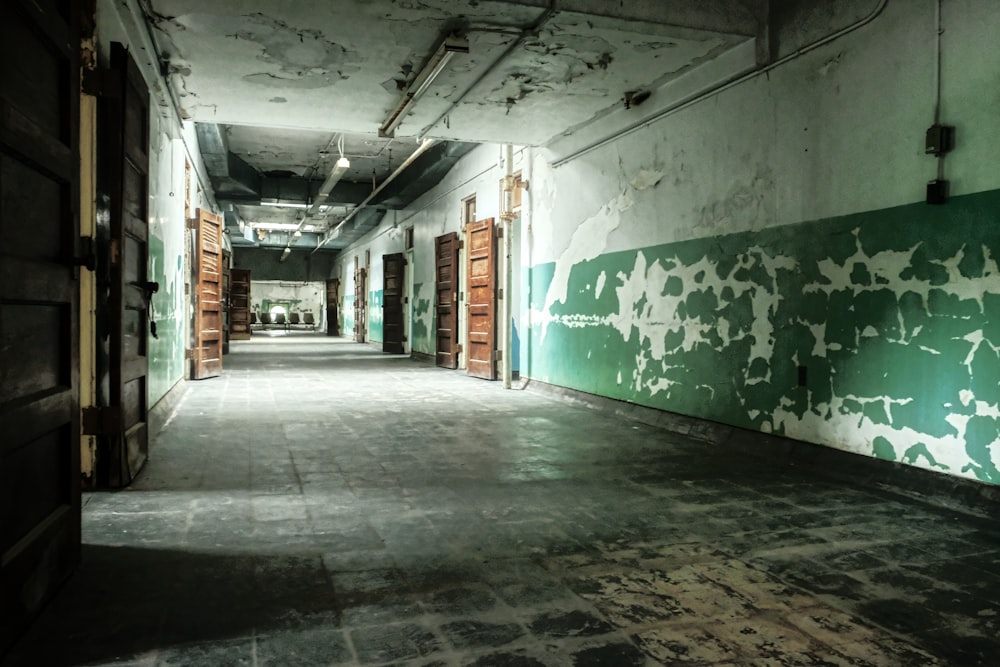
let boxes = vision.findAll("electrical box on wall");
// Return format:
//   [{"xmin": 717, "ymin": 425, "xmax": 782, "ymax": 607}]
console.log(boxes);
[
  {"xmin": 927, "ymin": 179, "xmax": 949, "ymax": 205},
  {"xmin": 925, "ymin": 124, "xmax": 955, "ymax": 156}
]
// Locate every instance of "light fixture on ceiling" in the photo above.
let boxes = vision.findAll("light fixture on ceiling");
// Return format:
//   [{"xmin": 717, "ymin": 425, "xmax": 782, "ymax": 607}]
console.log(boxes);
[
  {"xmin": 260, "ymin": 201, "xmax": 309, "ymax": 209},
  {"xmin": 280, "ymin": 247, "xmax": 291, "ymax": 262},
  {"xmin": 380, "ymin": 34, "xmax": 469, "ymax": 138},
  {"xmin": 306, "ymin": 136, "xmax": 351, "ymax": 217},
  {"xmin": 293, "ymin": 230, "xmax": 302, "ymax": 237}
]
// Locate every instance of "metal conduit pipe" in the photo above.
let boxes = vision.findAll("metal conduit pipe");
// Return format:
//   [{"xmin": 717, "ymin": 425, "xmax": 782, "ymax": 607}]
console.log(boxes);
[
  {"xmin": 420, "ymin": 0, "xmax": 558, "ymax": 138},
  {"xmin": 500, "ymin": 144, "xmax": 515, "ymax": 389},
  {"xmin": 313, "ymin": 139, "xmax": 438, "ymax": 253},
  {"xmin": 551, "ymin": 0, "xmax": 891, "ymax": 168}
]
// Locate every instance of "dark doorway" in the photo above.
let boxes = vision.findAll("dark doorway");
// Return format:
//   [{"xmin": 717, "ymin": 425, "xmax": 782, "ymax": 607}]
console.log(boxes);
[
  {"xmin": 382, "ymin": 253, "xmax": 405, "ymax": 354},
  {"xmin": 325, "ymin": 278, "xmax": 340, "ymax": 336},
  {"xmin": 354, "ymin": 260, "xmax": 367, "ymax": 343}
]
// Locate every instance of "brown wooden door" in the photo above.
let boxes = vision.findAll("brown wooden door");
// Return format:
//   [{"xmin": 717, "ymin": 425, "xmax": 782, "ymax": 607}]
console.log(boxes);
[
  {"xmin": 466, "ymin": 218, "xmax": 497, "ymax": 380},
  {"xmin": 0, "ymin": 0, "xmax": 81, "ymax": 652},
  {"xmin": 383, "ymin": 253, "xmax": 405, "ymax": 354},
  {"xmin": 98, "ymin": 42, "xmax": 151, "ymax": 487},
  {"xmin": 192, "ymin": 208, "xmax": 223, "ymax": 379},
  {"xmin": 435, "ymin": 232, "xmax": 460, "ymax": 368},
  {"xmin": 325, "ymin": 278, "xmax": 340, "ymax": 336},
  {"xmin": 230, "ymin": 268, "xmax": 251, "ymax": 340},
  {"xmin": 354, "ymin": 264, "xmax": 367, "ymax": 343}
]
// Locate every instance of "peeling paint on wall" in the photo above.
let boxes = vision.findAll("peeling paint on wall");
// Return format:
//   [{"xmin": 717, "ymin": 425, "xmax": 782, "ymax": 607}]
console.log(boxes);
[
  {"xmin": 412, "ymin": 282, "xmax": 433, "ymax": 355},
  {"xmin": 529, "ymin": 190, "xmax": 1000, "ymax": 484}
]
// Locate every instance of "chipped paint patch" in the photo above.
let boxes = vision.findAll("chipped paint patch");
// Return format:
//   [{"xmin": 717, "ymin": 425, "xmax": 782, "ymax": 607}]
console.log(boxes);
[{"xmin": 528, "ymin": 190, "xmax": 1000, "ymax": 484}]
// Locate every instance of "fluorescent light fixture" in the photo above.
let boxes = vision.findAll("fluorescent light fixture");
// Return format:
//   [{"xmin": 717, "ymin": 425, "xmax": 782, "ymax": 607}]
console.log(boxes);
[
  {"xmin": 279, "ymin": 247, "xmax": 291, "ymax": 262},
  {"xmin": 380, "ymin": 34, "xmax": 468, "ymax": 138},
  {"xmin": 306, "ymin": 156, "xmax": 352, "ymax": 216},
  {"xmin": 260, "ymin": 201, "xmax": 309, "ymax": 209},
  {"xmin": 293, "ymin": 230, "xmax": 302, "ymax": 237}
]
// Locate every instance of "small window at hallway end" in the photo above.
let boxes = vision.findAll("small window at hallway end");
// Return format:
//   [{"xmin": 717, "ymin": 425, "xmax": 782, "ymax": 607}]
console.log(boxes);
[{"xmin": 463, "ymin": 196, "xmax": 476, "ymax": 228}]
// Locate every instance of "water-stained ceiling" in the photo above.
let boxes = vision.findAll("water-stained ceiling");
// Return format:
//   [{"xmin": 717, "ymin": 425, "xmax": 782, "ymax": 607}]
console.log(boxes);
[{"xmin": 143, "ymin": 0, "xmax": 766, "ymax": 250}]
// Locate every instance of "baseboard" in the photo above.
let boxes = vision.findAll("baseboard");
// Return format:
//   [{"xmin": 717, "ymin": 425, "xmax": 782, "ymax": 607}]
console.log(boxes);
[
  {"xmin": 410, "ymin": 350, "xmax": 434, "ymax": 363},
  {"xmin": 148, "ymin": 378, "xmax": 189, "ymax": 440},
  {"xmin": 525, "ymin": 379, "xmax": 1000, "ymax": 519}
]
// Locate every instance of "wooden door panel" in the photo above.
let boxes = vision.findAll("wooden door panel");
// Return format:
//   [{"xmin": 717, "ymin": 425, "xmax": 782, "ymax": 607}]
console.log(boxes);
[
  {"xmin": 354, "ymin": 266, "xmax": 367, "ymax": 343},
  {"xmin": 230, "ymin": 268, "xmax": 251, "ymax": 340},
  {"xmin": 193, "ymin": 208, "xmax": 223, "ymax": 379},
  {"xmin": 435, "ymin": 232, "xmax": 459, "ymax": 369},
  {"xmin": 383, "ymin": 253, "xmax": 405, "ymax": 354},
  {"xmin": 0, "ymin": 0, "xmax": 80, "ymax": 652},
  {"xmin": 96, "ymin": 42, "xmax": 150, "ymax": 488},
  {"xmin": 466, "ymin": 218, "xmax": 496, "ymax": 380}
]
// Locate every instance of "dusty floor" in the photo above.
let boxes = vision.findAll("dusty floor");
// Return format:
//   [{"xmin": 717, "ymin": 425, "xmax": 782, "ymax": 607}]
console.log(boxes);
[{"xmin": 4, "ymin": 333, "xmax": 1000, "ymax": 666}]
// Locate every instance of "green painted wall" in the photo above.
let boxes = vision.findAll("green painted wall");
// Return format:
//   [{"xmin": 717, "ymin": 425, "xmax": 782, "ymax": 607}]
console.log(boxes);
[
  {"xmin": 343, "ymin": 294, "xmax": 355, "ymax": 334},
  {"xmin": 147, "ymin": 231, "xmax": 185, "ymax": 404},
  {"xmin": 412, "ymin": 282, "xmax": 434, "ymax": 355},
  {"xmin": 368, "ymin": 289, "xmax": 384, "ymax": 343},
  {"xmin": 528, "ymin": 190, "xmax": 1000, "ymax": 483}
]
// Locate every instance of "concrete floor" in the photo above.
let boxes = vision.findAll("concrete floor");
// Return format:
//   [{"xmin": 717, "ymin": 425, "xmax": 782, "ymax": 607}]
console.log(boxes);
[{"xmin": 5, "ymin": 333, "xmax": 1000, "ymax": 666}]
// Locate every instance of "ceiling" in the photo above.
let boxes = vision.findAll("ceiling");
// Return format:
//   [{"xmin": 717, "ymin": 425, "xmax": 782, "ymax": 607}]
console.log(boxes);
[{"xmin": 143, "ymin": 0, "xmax": 765, "ymax": 251}]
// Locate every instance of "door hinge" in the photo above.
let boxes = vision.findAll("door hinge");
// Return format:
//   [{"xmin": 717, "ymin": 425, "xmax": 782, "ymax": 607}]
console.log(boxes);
[
  {"xmin": 458, "ymin": 240, "xmax": 465, "ymax": 249},
  {"xmin": 82, "ymin": 406, "xmax": 123, "ymax": 435},
  {"xmin": 496, "ymin": 288, "xmax": 504, "ymax": 300},
  {"xmin": 187, "ymin": 218, "xmax": 198, "ymax": 230},
  {"xmin": 455, "ymin": 344, "xmax": 463, "ymax": 355},
  {"xmin": 185, "ymin": 348, "xmax": 196, "ymax": 360},
  {"xmin": 495, "ymin": 349, "xmax": 503, "ymax": 362},
  {"xmin": 496, "ymin": 226, "xmax": 504, "ymax": 239},
  {"xmin": 109, "ymin": 239, "xmax": 121, "ymax": 268}
]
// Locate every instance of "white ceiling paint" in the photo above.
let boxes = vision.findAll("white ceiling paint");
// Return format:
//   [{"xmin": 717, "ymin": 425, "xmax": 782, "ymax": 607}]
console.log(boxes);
[{"xmin": 148, "ymin": 0, "xmax": 757, "ymax": 146}]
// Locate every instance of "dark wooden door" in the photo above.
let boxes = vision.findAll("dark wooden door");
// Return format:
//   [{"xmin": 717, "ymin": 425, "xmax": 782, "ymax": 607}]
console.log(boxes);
[
  {"xmin": 354, "ymin": 264, "xmax": 367, "ymax": 343},
  {"xmin": 435, "ymin": 232, "xmax": 460, "ymax": 369},
  {"xmin": 466, "ymin": 218, "xmax": 497, "ymax": 380},
  {"xmin": 325, "ymin": 278, "xmax": 339, "ymax": 336},
  {"xmin": 98, "ymin": 42, "xmax": 151, "ymax": 487},
  {"xmin": 0, "ymin": 0, "xmax": 81, "ymax": 652},
  {"xmin": 229, "ymin": 268, "xmax": 251, "ymax": 340},
  {"xmin": 192, "ymin": 208, "xmax": 223, "ymax": 379},
  {"xmin": 383, "ymin": 253, "xmax": 405, "ymax": 354}
]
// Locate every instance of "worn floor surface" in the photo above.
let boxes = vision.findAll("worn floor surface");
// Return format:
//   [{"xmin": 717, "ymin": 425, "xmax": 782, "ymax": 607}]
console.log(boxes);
[{"xmin": 5, "ymin": 333, "xmax": 1000, "ymax": 666}]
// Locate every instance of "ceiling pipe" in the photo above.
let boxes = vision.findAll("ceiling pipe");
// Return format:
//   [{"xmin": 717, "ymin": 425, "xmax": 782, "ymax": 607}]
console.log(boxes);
[
  {"xmin": 551, "ymin": 0, "xmax": 890, "ymax": 167},
  {"xmin": 313, "ymin": 138, "xmax": 438, "ymax": 253},
  {"xmin": 500, "ymin": 144, "xmax": 516, "ymax": 390},
  {"xmin": 419, "ymin": 1, "xmax": 558, "ymax": 139}
]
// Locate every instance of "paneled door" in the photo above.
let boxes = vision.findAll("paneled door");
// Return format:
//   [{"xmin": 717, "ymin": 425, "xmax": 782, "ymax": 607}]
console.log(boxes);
[
  {"xmin": 98, "ymin": 42, "xmax": 151, "ymax": 487},
  {"xmin": 229, "ymin": 268, "xmax": 251, "ymax": 340},
  {"xmin": 466, "ymin": 218, "xmax": 497, "ymax": 380},
  {"xmin": 435, "ymin": 232, "xmax": 460, "ymax": 368},
  {"xmin": 192, "ymin": 208, "xmax": 223, "ymax": 379},
  {"xmin": 354, "ymin": 262, "xmax": 367, "ymax": 343},
  {"xmin": 382, "ymin": 253, "xmax": 405, "ymax": 354},
  {"xmin": 325, "ymin": 278, "xmax": 339, "ymax": 336},
  {"xmin": 0, "ymin": 0, "xmax": 81, "ymax": 652}
]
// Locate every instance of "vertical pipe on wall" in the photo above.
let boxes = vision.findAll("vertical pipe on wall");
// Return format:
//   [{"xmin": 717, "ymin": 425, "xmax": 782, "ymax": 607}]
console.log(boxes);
[
  {"xmin": 501, "ymin": 144, "xmax": 515, "ymax": 389},
  {"xmin": 521, "ymin": 146, "xmax": 532, "ymax": 386}
]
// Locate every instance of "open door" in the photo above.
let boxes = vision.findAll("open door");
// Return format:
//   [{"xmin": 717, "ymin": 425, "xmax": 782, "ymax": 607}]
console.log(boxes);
[
  {"xmin": 326, "ymin": 278, "xmax": 340, "ymax": 336},
  {"xmin": 229, "ymin": 268, "xmax": 251, "ymax": 340},
  {"xmin": 383, "ymin": 253, "xmax": 405, "ymax": 354},
  {"xmin": 354, "ymin": 261, "xmax": 367, "ymax": 343},
  {"xmin": 191, "ymin": 208, "xmax": 223, "ymax": 379},
  {"xmin": 95, "ymin": 42, "xmax": 152, "ymax": 487},
  {"xmin": 0, "ymin": 0, "xmax": 81, "ymax": 651},
  {"xmin": 466, "ymin": 218, "xmax": 497, "ymax": 380},
  {"xmin": 435, "ymin": 232, "xmax": 460, "ymax": 368}
]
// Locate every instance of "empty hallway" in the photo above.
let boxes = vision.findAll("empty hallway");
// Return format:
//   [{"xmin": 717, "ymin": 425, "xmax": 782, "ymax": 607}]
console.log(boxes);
[{"xmin": 5, "ymin": 334, "xmax": 1000, "ymax": 666}]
